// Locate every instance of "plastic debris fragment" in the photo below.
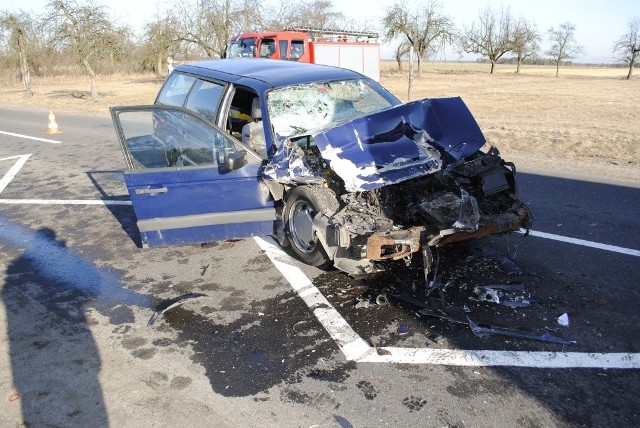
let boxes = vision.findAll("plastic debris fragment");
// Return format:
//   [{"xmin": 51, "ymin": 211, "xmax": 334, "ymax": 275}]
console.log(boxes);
[
  {"xmin": 354, "ymin": 298, "xmax": 370, "ymax": 309},
  {"xmin": 557, "ymin": 313, "xmax": 570, "ymax": 326},
  {"xmin": 473, "ymin": 284, "xmax": 539, "ymax": 308},
  {"xmin": 497, "ymin": 256, "xmax": 523, "ymax": 275},
  {"xmin": 467, "ymin": 317, "xmax": 576, "ymax": 345},
  {"xmin": 147, "ymin": 293, "xmax": 208, "ymax": 326}
]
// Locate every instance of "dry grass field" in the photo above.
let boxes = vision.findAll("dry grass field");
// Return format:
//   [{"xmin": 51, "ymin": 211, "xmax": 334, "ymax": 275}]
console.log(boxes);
[{"xmin": 1, "ymin": 61, "xmax": 638, "ymax": 166}]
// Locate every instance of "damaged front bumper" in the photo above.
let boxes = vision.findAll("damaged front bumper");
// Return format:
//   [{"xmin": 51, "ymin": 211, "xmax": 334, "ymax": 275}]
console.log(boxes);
[
  {"xmin": 311, "ymin": 147, "xmax": 532, "ymax": 276},
  {"xmin": 425, "ymin": 206, "xmax": 531, "ymax": 247}
]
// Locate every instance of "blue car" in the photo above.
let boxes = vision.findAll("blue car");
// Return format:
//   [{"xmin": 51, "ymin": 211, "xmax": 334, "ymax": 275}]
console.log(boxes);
[{"xmin": 110, "ymin": 58, "xmax": 531, "ymax": 276}]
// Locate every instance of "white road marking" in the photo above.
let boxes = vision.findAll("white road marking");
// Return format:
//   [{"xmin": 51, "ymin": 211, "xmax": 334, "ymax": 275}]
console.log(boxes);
[
  {"xmin": 358, "ymin": 348, "xmax": 640, "ymax": 368},
  {"xmin": 0, "ymin": 131, "xmax": 62, "ymax": 144},
  {"xmin": 255, "ymin": 236, "xmax": 640, "ymax": 369},
  {"xmin": 519, "ymin": 228, "xmax": 640, "ymax": 257},
  {"xmin": 0, "ymin": 199, "xmax": 131, "ymax": 206},
  {"xmin": 254, "ymin": 237, "xmax": 370, "ymax": 361},
  {"xmin": 0, "ymin": 154, "xmax": 129, "ymax": 205},
  {"xmin": 0, "ymin": 155, "xmax": 32, "ymax": 194}
]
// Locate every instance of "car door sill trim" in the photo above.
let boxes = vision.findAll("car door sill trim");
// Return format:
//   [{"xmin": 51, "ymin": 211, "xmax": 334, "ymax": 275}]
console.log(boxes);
[{"xmin": 137, "ymin": 208, "xmax": 276, "ymax": 232}]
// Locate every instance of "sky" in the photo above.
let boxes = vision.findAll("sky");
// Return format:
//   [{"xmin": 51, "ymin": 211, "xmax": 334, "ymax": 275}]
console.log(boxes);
[{"xmin": 5, "ymin": 0, "xmax": 640, "ymax": 64}]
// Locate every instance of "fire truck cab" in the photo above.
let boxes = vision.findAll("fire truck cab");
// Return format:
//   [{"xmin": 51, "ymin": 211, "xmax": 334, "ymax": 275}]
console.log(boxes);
[{"xmin": 226, "ymin": 27, "xmax": 380, "ymax": 81}]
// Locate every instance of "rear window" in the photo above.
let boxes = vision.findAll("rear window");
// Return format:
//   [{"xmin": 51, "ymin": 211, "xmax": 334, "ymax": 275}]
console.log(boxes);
[{"xmin": 156, "ymin": 73, "xmax": 196, "ymax": 106}]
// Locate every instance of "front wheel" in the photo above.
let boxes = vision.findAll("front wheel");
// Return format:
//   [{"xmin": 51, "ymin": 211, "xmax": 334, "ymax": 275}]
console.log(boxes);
[{"xmin": 284, "ymin": 186, "xmax": 339, "ymax": 267}]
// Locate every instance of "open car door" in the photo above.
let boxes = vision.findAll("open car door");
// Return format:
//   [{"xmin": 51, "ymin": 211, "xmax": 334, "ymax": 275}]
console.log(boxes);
[{"xmin": 110, "ymin": 105, "xmax": 276, "ymax": 248}]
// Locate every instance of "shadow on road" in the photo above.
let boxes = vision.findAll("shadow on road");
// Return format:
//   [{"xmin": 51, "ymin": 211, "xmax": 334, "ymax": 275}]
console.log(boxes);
[
  {"xmin": 86, "ymin": 170, "xmax": 142, "ymax": 247},
  {"xmin": 0, "ymin": 218, "xmax": 151, "ymax": 426}
]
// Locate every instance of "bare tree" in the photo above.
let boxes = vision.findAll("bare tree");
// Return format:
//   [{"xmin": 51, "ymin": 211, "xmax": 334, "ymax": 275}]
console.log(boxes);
[
  {"xmin": 461, "ymin": 6, "xmax": 515, "ymax": 74},
  {"xmin": 512, "ymin": 18, "xmax": 540, "ymax": 73},
  {"xmin": 0, "ymin": 11, "xmax": 33, "ymax": 95},
  {"xmin": 263, "ymin": 0, "xmax": 298, "ymax": 29},
  {"xmin": 176, "ymin": 0, "xmax": 240, "ymax": 59},
  {"xmin": 44, "ymin": 0, "xmax": 121, "ymax": 100},
  {"xmin": 382, "ymin": 1, "xmax": 454, "ymax": 76},
  {"xmin": 234, "ymin": 0, "xmax": 267, "ymax": 33},
  {"xmin": 394, "ymin": 41, "xmax": 411, "ymax": 71},
  {"xmin": 613, "ymin": 17, "xmax": 640, "ymax": 80},
  {"xmin": 142, "ymin": 14, "xmax": 181, "ymax": 74},
  {"xmin": 547, "ymin": 22, "xmax": 583, "ymax": 77},
  {"xmin": 288, "ymin": 0, "xmax": 345, "ymax": 29}
]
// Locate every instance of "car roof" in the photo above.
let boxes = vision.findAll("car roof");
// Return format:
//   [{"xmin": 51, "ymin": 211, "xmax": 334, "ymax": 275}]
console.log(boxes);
[{"xmin": 176, "ymin": 58, "xmax": 365, "ymax": 89}]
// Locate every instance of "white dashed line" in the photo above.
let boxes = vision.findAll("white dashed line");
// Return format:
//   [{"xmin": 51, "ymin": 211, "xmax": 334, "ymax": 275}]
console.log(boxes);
[
  {"xmin": 255, "ymin": 236, "xmax": 640, "ymax": 369},
  {"xmin": 0, "ymin": 131, "xmax": 62, "ymax": 144},
  {"xmin": 518, "ymin": 228, "xmax": 640, "ymax": 257}
]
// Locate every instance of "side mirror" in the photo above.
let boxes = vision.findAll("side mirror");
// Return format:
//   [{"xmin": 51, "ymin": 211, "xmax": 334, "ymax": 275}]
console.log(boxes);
[{"xmin": 226, "ymin": 150, "xmax": 247, "ymax": 170}]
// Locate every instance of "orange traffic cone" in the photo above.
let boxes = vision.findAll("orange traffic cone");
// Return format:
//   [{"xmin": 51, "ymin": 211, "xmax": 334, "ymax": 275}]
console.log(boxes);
[{"xmin": 46, "ymin": 110, "xmax": 62, "ymax": 134}]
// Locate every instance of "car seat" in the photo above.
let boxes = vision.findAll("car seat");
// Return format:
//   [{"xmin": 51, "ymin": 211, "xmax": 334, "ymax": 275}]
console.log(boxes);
[{"xmin": 241, "ymin": 97, "xmax": 267, "ymax": 158}]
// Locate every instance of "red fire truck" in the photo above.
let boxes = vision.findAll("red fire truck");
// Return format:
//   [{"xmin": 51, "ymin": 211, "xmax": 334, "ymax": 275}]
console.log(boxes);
[{"xmin": 225, "ymin": 27, "xmax": 380, "ymax": 81}]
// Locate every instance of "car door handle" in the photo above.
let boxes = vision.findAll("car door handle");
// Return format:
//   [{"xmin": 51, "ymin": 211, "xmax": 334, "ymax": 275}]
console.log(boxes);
[{"xmin": 135, "ymin": 187, "xmax": 168, "ymax": 195}]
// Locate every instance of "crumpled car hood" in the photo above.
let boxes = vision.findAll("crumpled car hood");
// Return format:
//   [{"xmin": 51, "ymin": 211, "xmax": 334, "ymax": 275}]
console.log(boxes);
[{"xmin": 264, "ymin": 97, "xmax": 487, "ymax": 192}]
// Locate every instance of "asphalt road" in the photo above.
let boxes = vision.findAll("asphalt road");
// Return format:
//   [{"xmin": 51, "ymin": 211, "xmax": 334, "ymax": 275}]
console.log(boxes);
[{"xmin": 0, "ymin": 107, "xmax": 639, "ymax": 427}]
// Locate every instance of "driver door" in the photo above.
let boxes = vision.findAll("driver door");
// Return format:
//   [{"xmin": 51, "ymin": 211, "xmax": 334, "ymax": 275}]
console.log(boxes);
[{"xmin": 110, "ymin": 105, "xmax": 275, "ymax": 248}]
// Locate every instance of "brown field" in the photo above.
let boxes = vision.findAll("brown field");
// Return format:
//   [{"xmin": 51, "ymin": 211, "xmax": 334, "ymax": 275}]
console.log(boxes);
[{"xmin": 1, "ymin": 61, "xmax": 638, "ymax": 167}]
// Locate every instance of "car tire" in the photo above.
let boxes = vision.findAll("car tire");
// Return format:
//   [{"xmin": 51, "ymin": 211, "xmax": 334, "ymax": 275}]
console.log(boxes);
[{"xmin": 284, "ymin": 186, "xmax": 339, "ymax": 267}]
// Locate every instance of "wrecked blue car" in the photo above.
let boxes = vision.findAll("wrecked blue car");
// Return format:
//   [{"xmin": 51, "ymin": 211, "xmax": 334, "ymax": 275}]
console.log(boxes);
[{"xmin": 111, "ymin": 58, "xmax": 531, "ymax": 276}]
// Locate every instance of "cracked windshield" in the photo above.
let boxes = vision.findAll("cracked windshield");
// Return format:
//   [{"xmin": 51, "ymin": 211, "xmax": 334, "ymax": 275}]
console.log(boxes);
[{"xmin": 266, "ymin": 79, "xmax": 396, "ymax": 140}]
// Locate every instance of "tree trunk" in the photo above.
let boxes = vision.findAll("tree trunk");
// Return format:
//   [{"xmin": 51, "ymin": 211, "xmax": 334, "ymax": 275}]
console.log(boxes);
[
  {"xmin": 81, "ymin": 57, "xmax": 99, "ymax": 100},
  {"xmin": 555, "ymin": 61, "xmax": 560, "ymax": 77},
  {"xmin": 490, "ymin": 60, "xmax": 496, "ymax": 74},
  {"xmin": 516, "ymin": 55, "xmax": 522, "ymax": 74},
  {"xmin": 90, "ymin": 75, "xmax": 98, "ymax": 100},
  {"xmin": 417, "ymin": 57, "xmax": 423, "ymax": 77},
  {"xmin": 157, "ymin": 53, "xmax": 163, "ymax": 76},
  {"xmin": 627, "ymin": 51, "xmax": 637, "ymax": 80},
  {"xmin": 396, "ymin": 54, "xmax": 403, "ymax": 72},
  {"xmin": 17, "ymin": 29, "xmax": 32, "ymax": 96}
]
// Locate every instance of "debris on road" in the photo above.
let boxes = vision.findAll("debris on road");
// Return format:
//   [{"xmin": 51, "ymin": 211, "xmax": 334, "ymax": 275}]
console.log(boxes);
[
  {"xmin": 375, "ymin": 293, "xmax": 389, "ymax": 306},
  {"xmin": 558, "ymin": 313, "xmax": 570, "ymax": 326},
  {"xmin": 384, "ymin": 255, "xmax": 576, "ymax": 346},
  {"xmin": 148, "ymin": 293, "xmax": 208, "ymax": 326},
  {"xmin": 467, "ymin": 317, "xmax": 576, "ymax": 345},
  {"xmin": 473, "ymin": 284, "xmax": 541, "ymax": 308}
]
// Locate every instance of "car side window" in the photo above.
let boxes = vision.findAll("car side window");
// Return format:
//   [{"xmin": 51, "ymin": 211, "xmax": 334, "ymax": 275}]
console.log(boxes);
[
  {"xmin": 156, "ymin": 73, "xmax": 197, "ymax": 106},
  {"xmin": 112, "ymin": 107, "xmax": 261, "ymax": 171},
  {"xmin": 185, "ymin": 79, "xmax": 226, "ymax": 121}
]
